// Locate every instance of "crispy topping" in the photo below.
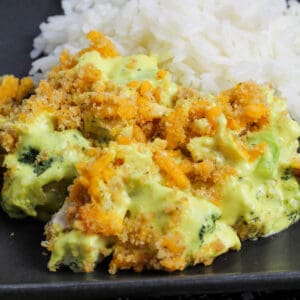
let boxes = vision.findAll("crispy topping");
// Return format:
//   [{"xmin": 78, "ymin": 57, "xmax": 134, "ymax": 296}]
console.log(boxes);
[
  {"xmin": 153, "ymin": 151, "xmax": 190, "ymax": 189},
  {"xmin": 84, "ymin": 30, "xmax": 119, "ymax": 58},
  {"xmin": 217, "ymin": 82, "xmax": 269, "ymax": 131}
]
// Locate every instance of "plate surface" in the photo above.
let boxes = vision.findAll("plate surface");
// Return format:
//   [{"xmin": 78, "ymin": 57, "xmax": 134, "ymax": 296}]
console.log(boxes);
[{"xmin": 0, "ymin": 1, "xmax": 300, "ymax": 299}]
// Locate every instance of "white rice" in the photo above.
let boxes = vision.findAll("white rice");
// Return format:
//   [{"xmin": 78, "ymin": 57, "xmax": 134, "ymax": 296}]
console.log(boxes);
[{"xmin": 30, "ymin": 0, "xmax": 300, "ymax": 121}]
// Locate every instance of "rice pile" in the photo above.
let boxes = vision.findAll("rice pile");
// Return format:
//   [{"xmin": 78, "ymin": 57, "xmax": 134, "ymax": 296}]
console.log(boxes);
[{"xmin": 30, "ymin": 0, "xmax": 300, "ymax": 121}]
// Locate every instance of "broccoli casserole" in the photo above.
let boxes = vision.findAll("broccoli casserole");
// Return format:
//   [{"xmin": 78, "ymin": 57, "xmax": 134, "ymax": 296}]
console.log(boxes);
[{"xmin": 0, "ymin": 32, "xmax": 299, "ymax": 274}]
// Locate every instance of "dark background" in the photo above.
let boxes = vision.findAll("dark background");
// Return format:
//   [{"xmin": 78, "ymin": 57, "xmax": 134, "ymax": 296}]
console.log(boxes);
[{"xmin": 0, "ymin": 1, "xmax": 300, "ymax": 299}]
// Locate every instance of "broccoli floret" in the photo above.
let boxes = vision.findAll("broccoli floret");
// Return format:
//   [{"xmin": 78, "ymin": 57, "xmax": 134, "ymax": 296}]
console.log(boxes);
[
  {"xmin": 1, "ymin": 114, "xmax": 91, "ymax": 220},
  {"xmin": 198, "ymin": 213, "xmax": 218, "ymax": 244},
  {"xmin": 18, "ymin": 147, "xmax": 39, "ymax": 165},
  {"xmin": 281, "ymin": 168, "xmax": 292, "ymax": 181},
  {"xmin": 33, "ymin": 158, "xmax": 54, "ymax": 176},
  {"xmin": 18, "ymin": 147, "xmax": 54, "ymax": 176}
]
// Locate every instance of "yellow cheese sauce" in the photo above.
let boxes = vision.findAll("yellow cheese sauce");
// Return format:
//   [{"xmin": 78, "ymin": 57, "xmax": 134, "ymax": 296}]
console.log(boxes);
[
  {"xmin": 0, "ymin": 31, "xmax": 300, "ymax": 274},
  {"xmin": 2, "ymin": 113, "xmax": 91, "ymax": 220}
]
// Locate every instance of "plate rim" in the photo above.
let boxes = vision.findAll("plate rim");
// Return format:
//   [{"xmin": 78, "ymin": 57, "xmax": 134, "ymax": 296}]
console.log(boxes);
[{"xmin": 1, "ymin": 271, "xmax": 300, "ymax": 298}]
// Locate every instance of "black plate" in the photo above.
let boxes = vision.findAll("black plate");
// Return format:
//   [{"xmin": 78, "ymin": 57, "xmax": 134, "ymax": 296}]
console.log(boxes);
[{"xmin": 0, "ymin": 1, "xmax": 300, "ymax": 299}]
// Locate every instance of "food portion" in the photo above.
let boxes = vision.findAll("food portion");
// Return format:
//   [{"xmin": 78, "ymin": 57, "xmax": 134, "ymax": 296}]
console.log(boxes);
[
  {"xmin": 0, "ymin": 72, "xmax": 92, "ymax": 220},
  {"xmin": 45, "ymin": 142, "xmax": 240, "ymax": 273},
  {"xmin": 1, "ymin": 113, "xmax": 91, "ymax": 220},
  {"xmin": 1, "ymin": 32, "xmax": 300, "ymax": 273}
]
